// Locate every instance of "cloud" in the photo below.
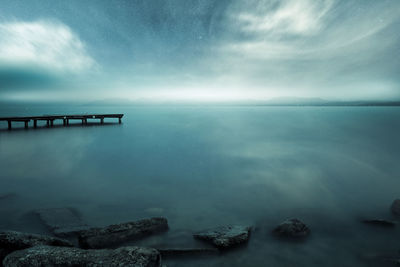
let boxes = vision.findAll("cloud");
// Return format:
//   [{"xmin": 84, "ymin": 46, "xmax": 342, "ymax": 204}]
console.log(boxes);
[
  {"xmin": 0, "ymin": 20, "xmax": 95, "ymax": 72},
  {"xmin": 223, "ymin": 0, "xmax": 398, "ymax": 60},
  {"xmin": 0, "ymin": 20, "xmax": 97, "ymax": 92},
  {"xmin": 0, "ymin": 1, "xmax": 399, "ymax": 101},
  {"xmin": 237, "ymin": 0, "xmax": 333, "ymax": 36},
  {"xmin": 0, "ymin": 66, "xmax": 58, "ymax": 90},
  {"xmin": 195, "ymin": 0, "xmax": 400, "ymax": 100}
]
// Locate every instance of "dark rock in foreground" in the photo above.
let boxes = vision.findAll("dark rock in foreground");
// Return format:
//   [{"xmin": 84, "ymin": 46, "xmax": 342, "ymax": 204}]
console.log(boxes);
[
  {"xmin": 273, "ymin": 219, "xmax": 310, "ymax": 238},
  {"xmin": 0, "ymin": 231, "xmax": 72, "ymax": 250},
  {"xmin": 34, "ymin": 208, "xmax": 90, "ymax": 237},
  {"xmin": 193, "ymin": 225, "xmax": 251, "ymax": 249},
  {"xmin": 78, "ymin": 217, "xmax": 169, "ymax": 249},
  {"xmin": 1, "ymin": 248, "xmax": 9, "ymax": 266},
  {"xmin": 362, "ymin": 219, "xmax": 396, "ymax": 227},
  {"xmin": 3, "ymin": 245, "xmax": 161, "ymax": 267},
  {"xmin": 0, "ymin": 248, "xmax": 7, "ymax": 257},
  {"xmin": 391, "ymin": 199, "xmax": 400, "ymax": 215},
  {"xmin": 0, "ymin": 231, "xmax": 72, "ymax": 266},
  {"xmin": 157, "ymin": 247, "xmax": 219, "ymax": 257}
]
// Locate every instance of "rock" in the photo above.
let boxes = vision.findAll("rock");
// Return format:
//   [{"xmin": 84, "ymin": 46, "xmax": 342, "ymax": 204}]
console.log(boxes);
[
  {"xmin": 193, "ymin": 225, "xmax": 252, "ymax": 249},
  {"xmin": 0, "ymin": 231, "xmax": 72, "ymax": 265},
  {"xmin": 1, "ymin": 248, "xmax": 9, "ymax": 266},
  {"xmin": 391, "ymin": 199, "xmax": 400, "ymax": 215},
  {"xmin": 157, "ymin": 247, "xmax": 219, "ymax": 257},
  {"xmin": 34, "ymin": 208, "xmax": 91, "ymax": 237},
  {"xmin": 3, "ymin": 245, "xmax": 161, "ymax": 267},
  {"xmin": 78, "ymin": 217, "xmax": 169, "ymax": 249},
  {"xmin": 0, "ymin": 231, "xmax": 73, "ymax": 250},
  {"xmin": 0, "ymin": 193, "xmax": 16, "ymax": 201},
  {"xmin": 362, "ymin": 219, "xmax": 396, "ymax": 227},
  {"xmin": 273, "ymin": 218, "xmax": 310, "ymax": 238}
]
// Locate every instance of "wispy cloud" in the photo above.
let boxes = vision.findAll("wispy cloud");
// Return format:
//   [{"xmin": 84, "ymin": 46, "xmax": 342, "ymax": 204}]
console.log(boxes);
[
  {"xmin": 237, "ymin": 0, "xmax": 333, "ymax": 36},
  {"xmin": 223, "ymin": 0, "xmax": 399, "ymax": 59},
  {"xmin": 0, "ymin": 20, "xmax": 95, "ymax": 72},
  {"xmin": 0, "ymin": 20, "xmax": 97, "ymax": 93},
  {"xmin": 197, "ymin": 0, "xmax": 400, "ymax": 100}
]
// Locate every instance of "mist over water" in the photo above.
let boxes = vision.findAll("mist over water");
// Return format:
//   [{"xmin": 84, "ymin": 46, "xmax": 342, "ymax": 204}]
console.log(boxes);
[{"xmin": 1, "ymin": 106, "xmax": 400, "ymax": 266}]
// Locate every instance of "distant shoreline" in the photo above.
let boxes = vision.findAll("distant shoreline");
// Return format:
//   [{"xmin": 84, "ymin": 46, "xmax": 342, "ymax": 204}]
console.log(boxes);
[{"xmin": 1, "ymin": 101, "xmax": 400, "ymax": 107}]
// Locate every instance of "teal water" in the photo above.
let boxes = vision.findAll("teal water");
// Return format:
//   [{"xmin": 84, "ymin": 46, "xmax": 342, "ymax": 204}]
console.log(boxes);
[{"xmin": 1, "ymin": 106, "xmax": 400, "ymax": 266}]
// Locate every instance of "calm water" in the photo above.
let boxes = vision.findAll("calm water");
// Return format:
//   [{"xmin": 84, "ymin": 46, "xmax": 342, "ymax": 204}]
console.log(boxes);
[{"xmin": 1, "ymin": 106, "xmax": 400, "ymax": 266}]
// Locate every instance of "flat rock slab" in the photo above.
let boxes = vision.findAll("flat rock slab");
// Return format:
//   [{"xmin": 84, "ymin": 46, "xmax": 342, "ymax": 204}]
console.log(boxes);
[
  {"xmin": 78, "ymin": 217, "xmax": 169, "ymax": 249},
  {"xmin": 273, "ymin": 219, "xmax": 310, "ymax": 238},
  {"xmin": 34, "ymin": 208, "xmax": 90, "ymax": 237},
  {"xmin": 362, "ymin": 219, "xmax": 396, "ymax": 227},
  {"xmin": 0, "ymin": 231, "xmax": 72, "ymax": 265},
  {"xmin": 193, "ymin": 225, "xmax": 252, "ymax": 249},
  {"xmin": 0, "ymin": 231, "xmax": 72, "ymax": 250},
  {"xmin": 3, "ymin": 245, "xmax": 161, "ymax": 267}
]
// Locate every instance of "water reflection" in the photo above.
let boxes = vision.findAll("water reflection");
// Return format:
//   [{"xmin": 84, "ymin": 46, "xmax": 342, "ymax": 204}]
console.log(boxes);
[{"xmin": 1, "ymin": 106, "xmax": 400, "ymax": 266}]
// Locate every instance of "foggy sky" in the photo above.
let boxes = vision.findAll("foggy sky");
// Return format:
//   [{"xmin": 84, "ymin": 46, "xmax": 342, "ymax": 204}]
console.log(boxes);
[{"xmin": 0, "ymin": 0, "xmax": 399, "ymax": 102}]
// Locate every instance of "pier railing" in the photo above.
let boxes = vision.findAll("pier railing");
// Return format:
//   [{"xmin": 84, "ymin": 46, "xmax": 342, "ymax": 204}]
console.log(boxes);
[{"xmin": 0, "ymin": 114, "xmax": 124, "ymax": 130}]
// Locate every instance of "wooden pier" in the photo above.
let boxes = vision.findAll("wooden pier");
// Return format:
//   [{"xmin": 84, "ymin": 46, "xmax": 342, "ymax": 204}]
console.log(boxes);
[{"xmin": 0, "ymin": 114, "xmax": 124, "ymax": 130}]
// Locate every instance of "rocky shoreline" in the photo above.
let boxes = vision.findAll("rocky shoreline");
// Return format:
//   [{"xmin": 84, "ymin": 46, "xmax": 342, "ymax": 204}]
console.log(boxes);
[{"xmin": 1, "ymin": 199, "xmax": 400, "ymax": 266}]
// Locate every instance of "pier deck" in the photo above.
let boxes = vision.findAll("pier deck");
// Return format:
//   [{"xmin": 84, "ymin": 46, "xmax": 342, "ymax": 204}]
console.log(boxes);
[{"xmin": 0, "ymin": 114, "xmax": 124, "ymax": 130}]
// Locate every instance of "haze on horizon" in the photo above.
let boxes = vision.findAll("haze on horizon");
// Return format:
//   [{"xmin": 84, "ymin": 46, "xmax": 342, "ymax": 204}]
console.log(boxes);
[{"xmin": 0, "ymin": 0, "xmax": 399, "ymax": 103}]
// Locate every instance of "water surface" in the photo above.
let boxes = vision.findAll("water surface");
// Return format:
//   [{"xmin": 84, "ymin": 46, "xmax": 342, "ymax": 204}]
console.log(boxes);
[{"xmin": 1, "ymin": 106, "xmax": 400, "ymax": 266}]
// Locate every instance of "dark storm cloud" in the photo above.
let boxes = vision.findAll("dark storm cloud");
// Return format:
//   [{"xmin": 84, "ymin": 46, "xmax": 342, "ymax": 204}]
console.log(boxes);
[{"xmin": 0, "ymin": 67, "xmax": 59, "ymax": 91}]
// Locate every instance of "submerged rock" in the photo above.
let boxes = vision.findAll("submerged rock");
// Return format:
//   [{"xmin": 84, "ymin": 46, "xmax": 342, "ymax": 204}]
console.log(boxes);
[
  {"xmin": 362, "ymin": 219, "xmax": 396, "ymax": 227},
  {"xmin": 3, "ymin": 245, "xmax": 161, "ymax": 267},
  {"xmin": 34, "ymin": 207, "xmax": 90, "ymax": 237},
  {"xmin": 157, "ymin": 247, "xmax": 219, "ymax": 257},
  {"xmin": 193, "ymin": 225, "xmax": 252, "ymax": 249},
  {"xmin": 359, "ymin": 251, "xmax": 400, "ymax": 266},
  {"xmin": 0, "ymin": 193, "xmax": 16, "ymax": 201},
  {"xmin": 391, "ymin": 199, "xmax": 400, "ymax": 215},
  {"xmin": 0, "ymin": 231, "xmax": 72, "ymax": 265},
  {"xmin": 78, "ymin": 217, "xmax": 169, "ymax": 249},
  {"xmin": 273, "ymin": 219, "xmax": 310, "ymax": 238}
]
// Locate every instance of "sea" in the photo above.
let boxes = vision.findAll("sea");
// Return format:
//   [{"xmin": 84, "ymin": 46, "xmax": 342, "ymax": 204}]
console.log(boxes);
[{"xmin": 1, "ymin": 106, "xmax": 400, "ymax": 266}]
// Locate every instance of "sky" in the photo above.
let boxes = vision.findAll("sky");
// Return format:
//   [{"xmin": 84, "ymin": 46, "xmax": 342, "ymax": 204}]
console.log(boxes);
[{"xmin": 0, "ymin": 0, "xmax": 399, "ymax": 102}]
